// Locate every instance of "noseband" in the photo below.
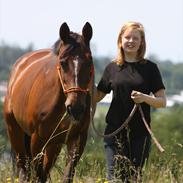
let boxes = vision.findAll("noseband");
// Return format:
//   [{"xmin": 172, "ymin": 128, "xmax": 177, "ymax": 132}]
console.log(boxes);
[{"xmin": 57, "ymin": 64, "xmax": 94, "ymax": 94}]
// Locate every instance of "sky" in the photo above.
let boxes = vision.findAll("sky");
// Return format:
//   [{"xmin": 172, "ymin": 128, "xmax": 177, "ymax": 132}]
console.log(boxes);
[{"xmin": 0, "ymin": 0, "xmax": 182, "ymax": 63}]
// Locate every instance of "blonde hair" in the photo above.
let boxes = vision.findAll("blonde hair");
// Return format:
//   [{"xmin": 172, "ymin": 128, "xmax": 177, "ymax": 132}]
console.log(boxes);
[{"xmin": 116, "ymin": 21, "xmax": 146, "ymax": 65}]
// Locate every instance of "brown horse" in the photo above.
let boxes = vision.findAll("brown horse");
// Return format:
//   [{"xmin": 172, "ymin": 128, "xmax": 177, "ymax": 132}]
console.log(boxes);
[{"xmin": 3, "ymin": 22, "xmax": 94, "ymax": 183}]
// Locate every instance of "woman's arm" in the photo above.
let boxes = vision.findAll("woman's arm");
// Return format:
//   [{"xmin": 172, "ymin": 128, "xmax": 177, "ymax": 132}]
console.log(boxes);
[
  {"xmin": 93, "ymin": 85, "xmax": 106, "ymax": 103},
  {"xmin": 131, "ymin": 89, "xmax": 166, "ymax": 108}
]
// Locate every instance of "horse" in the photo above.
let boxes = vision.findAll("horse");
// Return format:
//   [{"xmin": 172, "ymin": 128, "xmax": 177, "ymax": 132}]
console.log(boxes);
[{"xmin": 3, "ymin": 22, "xmax": 94, "ymax": 183}]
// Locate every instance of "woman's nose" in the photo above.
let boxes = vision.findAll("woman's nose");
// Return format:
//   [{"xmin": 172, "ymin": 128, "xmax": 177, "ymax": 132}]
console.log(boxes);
[{"xmin": 128, "ymin": 37, "xmax": 133, "ymax": 42}]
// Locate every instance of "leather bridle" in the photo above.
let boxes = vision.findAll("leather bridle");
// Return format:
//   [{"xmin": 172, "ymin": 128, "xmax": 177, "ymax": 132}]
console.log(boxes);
[{"xmin": 57, "ymin": 62, "xmax": 94, "ymax": 94}]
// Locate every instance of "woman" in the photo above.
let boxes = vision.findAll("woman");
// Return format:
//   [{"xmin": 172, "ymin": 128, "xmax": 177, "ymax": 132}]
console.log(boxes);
[{"xmin": 94, "ymin": 22, "xmax": 166, "ymax": 182}]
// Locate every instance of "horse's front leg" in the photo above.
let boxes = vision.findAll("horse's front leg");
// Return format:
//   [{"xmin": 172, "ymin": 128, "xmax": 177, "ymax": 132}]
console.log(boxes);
[
  {"xmin": 41, "ymin": 143, "xmax": 62, "ymax": 181},
  {"xmin": 31, "ymin": 132, "xmax": 46, "ymax": 183},
  {"xmin": 62, "ymin": 134, "xmax": 87, "ymax": 183}
]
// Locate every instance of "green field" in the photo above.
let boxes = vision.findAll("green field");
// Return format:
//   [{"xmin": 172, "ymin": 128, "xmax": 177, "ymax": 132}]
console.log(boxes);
[{"xmin": 0, "ymin": 104, "xmax": 183, "ymax": 182}]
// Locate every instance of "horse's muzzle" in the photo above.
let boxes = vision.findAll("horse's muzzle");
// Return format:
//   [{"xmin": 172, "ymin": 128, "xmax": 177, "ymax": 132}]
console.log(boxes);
[{"xmin": 66, "ymin": 104, "xmax": 85, "ymax": 121}]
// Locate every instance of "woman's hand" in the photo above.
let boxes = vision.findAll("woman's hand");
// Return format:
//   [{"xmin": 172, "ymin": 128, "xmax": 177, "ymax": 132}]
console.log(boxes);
[
  {"xmin": 131, "ymin": 89, "xmax": 166, "ymax": 108},
  {"xmin": 131, "ymin": 90, "xmax": 145, "ymax": 103}
]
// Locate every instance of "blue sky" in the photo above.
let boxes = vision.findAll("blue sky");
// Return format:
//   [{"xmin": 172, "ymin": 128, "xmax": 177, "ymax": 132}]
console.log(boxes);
[{"xmin": 0, "ymin": 0, "xmax": 182, "ymax": 62}]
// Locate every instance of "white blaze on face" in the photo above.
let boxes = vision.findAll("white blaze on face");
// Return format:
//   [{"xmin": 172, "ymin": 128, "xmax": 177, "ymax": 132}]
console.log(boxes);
[{"xmin": 73, "ymin": 58, "xmax": 79, "ymax": 86}]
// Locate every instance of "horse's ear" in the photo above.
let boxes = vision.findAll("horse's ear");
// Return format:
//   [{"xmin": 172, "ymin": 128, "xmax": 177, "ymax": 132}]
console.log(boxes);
[
  {"xmin": 82, "ymin": 22, "xmax": 93, "ymax": 46},
  {"xmin": 59, "ymin": 22, "xmax": 70, "ymax": 43}
]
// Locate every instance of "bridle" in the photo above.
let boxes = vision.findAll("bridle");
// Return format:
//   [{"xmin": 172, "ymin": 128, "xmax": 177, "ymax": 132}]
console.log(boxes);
[
  {"xmin": 35, "ymin": 57, "xmax": 94, "ymax": 157},
  {"xmin": 57, "ymin": 61, "xmax": 94, "ymax": 94}
]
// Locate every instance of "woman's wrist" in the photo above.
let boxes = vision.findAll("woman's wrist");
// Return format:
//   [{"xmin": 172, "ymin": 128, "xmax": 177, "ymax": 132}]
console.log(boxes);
[{"xmin": 143, "ymin": 93, "xmax": 166, "ymax": 108}]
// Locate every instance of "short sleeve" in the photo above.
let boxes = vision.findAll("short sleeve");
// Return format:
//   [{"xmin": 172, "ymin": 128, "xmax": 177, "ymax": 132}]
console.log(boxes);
[
  {"xmin": 97, "ymin": 64, "xmax": 112, "ymax": 94},
  {"xmin": 150, "ymin": 63, "xmax": 165, "ymax": 94}
]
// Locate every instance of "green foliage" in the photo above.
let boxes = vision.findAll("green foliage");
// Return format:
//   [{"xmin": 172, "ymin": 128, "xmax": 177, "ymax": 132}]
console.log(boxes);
[
  {"xmin": 93, "ymin": 56, "xmax": 111, "ymax": 83},
  {"xmin": 152, "ymin": 104, "xmax": 183, "ymax": 160},
  {"xmin": 1, "ymin": 42, "xmax": 183, "ymax": 182},
  {"xmin": 0, "ymin": 42, "xmax": 33, "ymax": 80},
  {"xmin": 158, "ymin": 61, "xmax": 183, "ymax": 94},
  {"xmin": 143, "ymin": 150, "xmax": 183, "ymax": 183},
  {"xmin": 0, "ymin": 101, "xmax": 9, "ymax": 157},
  {"xmin": 1, "ymin": 104, "xmax": 183, "ymax": 182},
  {"xmin": 1, "ymin": 42, "xmax": 183, "ymax": 95}
]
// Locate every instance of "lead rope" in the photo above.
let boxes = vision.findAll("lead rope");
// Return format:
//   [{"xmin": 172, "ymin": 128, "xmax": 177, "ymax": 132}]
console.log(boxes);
[
  {"xmin": 90, "ymin": 103, "xmax": 138, "ymax": 138},
  {"xmin": 32, "ymin": 111, "xmax": 69, "ymax": 164},
  {"xmin": 90, "ymin": 92, "xmax": 165, "ymax": 152},
  {"xmin": 31, "ymin": 112, "xmax": 70, "ymax": 183},
  {"xmin": 138, "ymin": 105, "xmax": 165, "ymax": 152},
  {"xmin": 89, "ymin": 71, "xmax": 139, "ymax": 138}
]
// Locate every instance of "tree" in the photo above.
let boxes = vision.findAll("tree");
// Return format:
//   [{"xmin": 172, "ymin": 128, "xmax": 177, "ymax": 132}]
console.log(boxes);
[{"xmin": 0, "ymin": 42, "xmax": 33, "ymax": 80}]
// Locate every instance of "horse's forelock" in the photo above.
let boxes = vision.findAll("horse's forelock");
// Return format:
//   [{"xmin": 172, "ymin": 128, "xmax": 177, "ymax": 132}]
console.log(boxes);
[{"xmin": 53, "ymin": 32, "xmax": 85, "ymax": 56}]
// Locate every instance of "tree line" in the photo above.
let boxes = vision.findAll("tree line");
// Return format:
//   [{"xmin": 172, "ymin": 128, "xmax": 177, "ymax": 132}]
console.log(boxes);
[
  {"xmin": 0, "ymin": 42, "xmax": 183, "ymax": 94},
  {"xmin": 0, "ymin": 43, "xmax": 183, "ymax": 182}
]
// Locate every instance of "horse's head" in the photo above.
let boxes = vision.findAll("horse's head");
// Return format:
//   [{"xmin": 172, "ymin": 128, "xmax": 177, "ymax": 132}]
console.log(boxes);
[{"xmin": 55, "ymin": 22, "xmax": 93, "ymax": 122}]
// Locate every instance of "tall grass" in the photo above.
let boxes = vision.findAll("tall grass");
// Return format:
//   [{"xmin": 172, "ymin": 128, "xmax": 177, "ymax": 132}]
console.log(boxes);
[
  {"xmin": 1, "ymin": 104, "xmax": 183, "ymax": 182},
  {"xmin": 1, "ymin": 145, "xmax": 183, "ymax": 183}
]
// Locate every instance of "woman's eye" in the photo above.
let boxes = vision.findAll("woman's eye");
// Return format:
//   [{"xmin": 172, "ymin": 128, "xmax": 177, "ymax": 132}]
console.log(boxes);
[
  {"xmin": 133, "ymin": 37, "xmax": 139, "ymax": 41},
  {"xmin": 125, "ymin": 36, "xmax": 130, "ymax": 40}
]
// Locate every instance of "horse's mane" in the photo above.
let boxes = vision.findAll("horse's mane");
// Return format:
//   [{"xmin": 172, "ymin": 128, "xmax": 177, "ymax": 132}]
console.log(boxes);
[
  {"xmin": 53, "ymin": 39, "xmax": 62, "ymax": 55},
  {"xmin": 52, "ymin": 32, "xmax": 83, "ymax": 56}
]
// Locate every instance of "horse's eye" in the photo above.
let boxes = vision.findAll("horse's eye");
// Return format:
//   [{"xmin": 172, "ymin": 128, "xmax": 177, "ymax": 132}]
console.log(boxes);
[{"xmin": 60, "ymin": 59, "xmax": 68, "ymax": 70}]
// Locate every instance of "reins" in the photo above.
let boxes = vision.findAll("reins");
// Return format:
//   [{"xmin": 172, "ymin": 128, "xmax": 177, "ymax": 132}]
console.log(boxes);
[{"xmin": 90, "ymin": 100, "xmax": 165, "ymax": 153}]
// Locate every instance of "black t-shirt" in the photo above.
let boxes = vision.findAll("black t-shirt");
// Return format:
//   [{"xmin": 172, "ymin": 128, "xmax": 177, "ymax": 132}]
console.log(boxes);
[{"xmin": 97, "ymin": 59, "xmax": 165, "ymax": 138}]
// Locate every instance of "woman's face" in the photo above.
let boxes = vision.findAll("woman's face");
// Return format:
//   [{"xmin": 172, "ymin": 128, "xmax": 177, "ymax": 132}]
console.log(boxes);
[{"xmin": 121, "ymin": 28, "xmax": 142, "ymax": 56}]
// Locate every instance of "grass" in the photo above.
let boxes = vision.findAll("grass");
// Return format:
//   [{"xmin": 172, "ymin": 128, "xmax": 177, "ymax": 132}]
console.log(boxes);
[
  {"xmin": 1, "ymin": 104, "xmax": 183, "ymax": 182},
  {"xmin": 1, "ymin": 144, "xmax": 183, "ymax": 183}
]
